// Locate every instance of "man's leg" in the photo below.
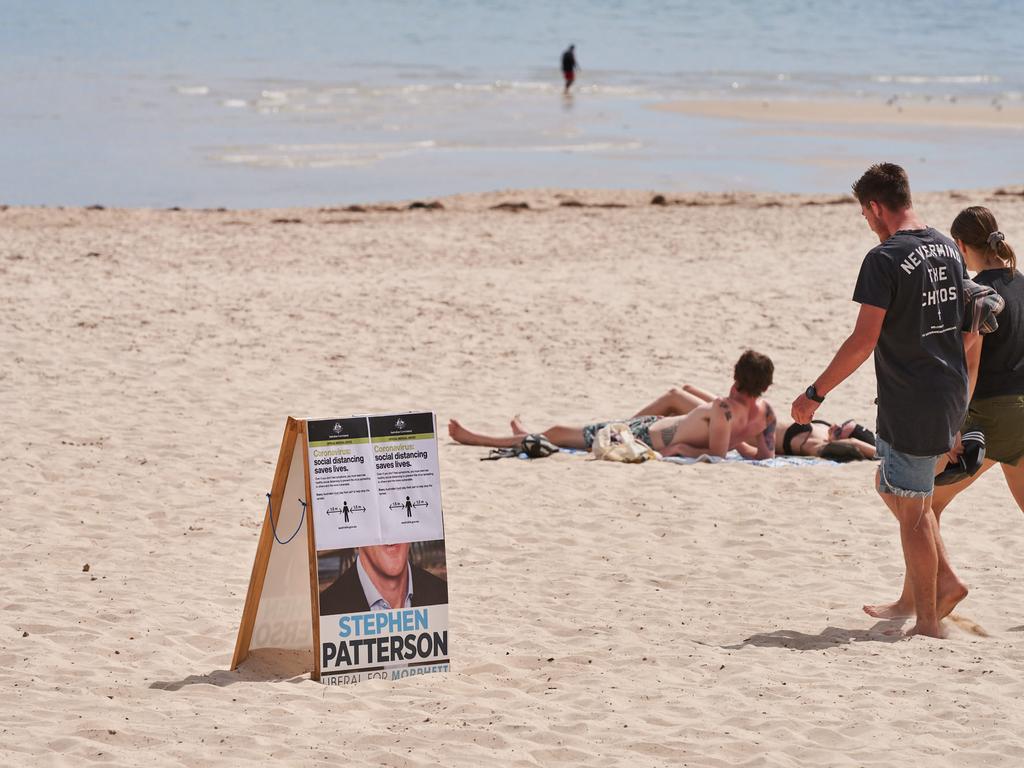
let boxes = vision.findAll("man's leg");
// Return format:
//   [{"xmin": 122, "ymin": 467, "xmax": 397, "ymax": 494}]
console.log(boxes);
[
  {"xmin": 864, "ymin": 461, "xmax": 990, "ymax": 619},
  {"xmin": 890, "ymin": 494, "xmax": 944, "ymax": 637},
  {"xmin": 448, "ymin": 419, "xmax": 588, "ymax": 449},
  {"xmin": 631, "ymin": 386, "xmax": 707, "ymax": 418}
]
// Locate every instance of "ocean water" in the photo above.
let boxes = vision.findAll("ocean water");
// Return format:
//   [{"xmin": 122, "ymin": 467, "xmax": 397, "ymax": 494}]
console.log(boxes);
[{"xmin": 2, "ymin": 1, "xmax": 1022, "ymax": 207}]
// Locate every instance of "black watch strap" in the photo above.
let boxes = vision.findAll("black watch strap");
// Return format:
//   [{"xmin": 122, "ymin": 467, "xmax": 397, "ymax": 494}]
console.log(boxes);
[{"xmin": 806, "ymin": 384, "xmax": 825, "ymax": 403}]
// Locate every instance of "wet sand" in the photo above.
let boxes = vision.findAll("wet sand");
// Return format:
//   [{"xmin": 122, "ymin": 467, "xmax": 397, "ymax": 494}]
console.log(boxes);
[{"xmin": 655, "ymin": 96, "xmax": 1024, "ymax": 130}]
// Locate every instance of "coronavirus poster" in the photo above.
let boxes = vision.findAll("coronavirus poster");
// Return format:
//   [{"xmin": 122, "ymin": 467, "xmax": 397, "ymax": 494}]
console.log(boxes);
[
  {"xmin": 369, "ymin": 412, "xmax": 444, "ymax": 544},
  {"xmin": 307, "ymin": 416, "xmax": 379, "ymax": 550},
  {"xmin": 306, "ymin": 412, "xmax": 449, "ymax": 683}
]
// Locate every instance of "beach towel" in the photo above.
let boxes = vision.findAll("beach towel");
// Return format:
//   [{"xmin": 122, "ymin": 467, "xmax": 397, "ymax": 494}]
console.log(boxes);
[
  {"xmin": 485, "ymin": 446, "xmax": 842, "ymax": 466},
  {"xmin": 661, "ymin": 451, "xmax": 841, "ymax": 467}
]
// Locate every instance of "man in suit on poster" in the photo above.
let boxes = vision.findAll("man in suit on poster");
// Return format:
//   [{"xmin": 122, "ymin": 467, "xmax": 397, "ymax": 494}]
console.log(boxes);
[{"xmin": 319, "ymin": 542, "xmax": 448, "ymax": 616}]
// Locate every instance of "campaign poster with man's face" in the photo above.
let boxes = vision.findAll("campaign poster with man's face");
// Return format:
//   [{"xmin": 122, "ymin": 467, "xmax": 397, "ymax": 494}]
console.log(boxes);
[
  {"xmin": 315, "ymin": 540, "xmax": 449, "ymax": 682},
  {"xmin": 307, "ymin": 412, "xmax": 449, "ymax": 684}
]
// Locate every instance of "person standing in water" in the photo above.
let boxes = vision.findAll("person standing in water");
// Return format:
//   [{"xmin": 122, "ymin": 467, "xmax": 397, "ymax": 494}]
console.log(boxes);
[{"xmin": 561, "ymin": 44, "xmax": 579, "ymax": 94}]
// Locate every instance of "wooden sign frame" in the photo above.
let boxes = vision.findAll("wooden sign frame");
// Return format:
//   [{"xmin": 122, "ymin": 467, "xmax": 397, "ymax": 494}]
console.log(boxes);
[{"xmin": 231, "ymin": 417, "xmax": 322, "ymax": 681}]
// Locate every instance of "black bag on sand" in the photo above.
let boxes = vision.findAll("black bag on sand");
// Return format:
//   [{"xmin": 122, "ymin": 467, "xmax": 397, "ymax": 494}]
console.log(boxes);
[
  {"xmin": 935, "ymin": 428, "xmax": 986, "ymax": 486},
  {"xmin": 521, "ymin": 433, "xmax": 559, "ymax": 458}
]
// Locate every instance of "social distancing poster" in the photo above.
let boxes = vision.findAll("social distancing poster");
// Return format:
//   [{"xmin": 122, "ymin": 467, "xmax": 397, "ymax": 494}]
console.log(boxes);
[{"xmin": 232, "ymin": 412, "xmax": 450, "ymax": 684}]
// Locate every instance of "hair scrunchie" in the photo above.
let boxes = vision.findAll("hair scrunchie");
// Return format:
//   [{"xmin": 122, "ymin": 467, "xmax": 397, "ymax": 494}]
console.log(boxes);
[{"xmin": 988, "ymin": 230, "xmax": 1006, "ymax": 249}]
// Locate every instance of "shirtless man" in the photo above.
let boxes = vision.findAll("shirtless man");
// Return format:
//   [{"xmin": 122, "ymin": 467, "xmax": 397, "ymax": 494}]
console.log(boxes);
[{"xmin": 448, "ymin": 350, "xmax": 776, "ymax": 460}]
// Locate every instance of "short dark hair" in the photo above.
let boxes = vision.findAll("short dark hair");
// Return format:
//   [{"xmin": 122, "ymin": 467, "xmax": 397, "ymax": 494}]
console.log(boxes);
[
  {"xmin": 733, "ymin": 350, "xmax": 774, "ymax": 397},
  {"xmin": 851, "ymin": 163, "xmax": 912, "ymax": 211}
]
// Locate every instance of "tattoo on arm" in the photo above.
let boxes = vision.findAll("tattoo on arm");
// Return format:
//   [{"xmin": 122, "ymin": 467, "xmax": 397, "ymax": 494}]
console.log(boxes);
[
  {"xmin": 659, "ymin": 423, "xmax": 678, "ymax": 446},
  {"xmin": 762, "ymin": 404, "xmax": 776, "ymax": 444},
  {"xmin": 718, "ymin": 401, "xmax": 732, "ymax": 422}
]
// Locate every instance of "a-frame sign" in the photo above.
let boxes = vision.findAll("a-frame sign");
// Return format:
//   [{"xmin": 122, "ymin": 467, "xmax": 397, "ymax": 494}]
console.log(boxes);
[{"xmin": 232, "ymin": 413, "xmax": 450, "ymax": 683}]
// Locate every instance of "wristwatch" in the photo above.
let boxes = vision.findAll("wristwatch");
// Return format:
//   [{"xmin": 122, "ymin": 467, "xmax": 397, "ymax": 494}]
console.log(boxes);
[{"xmin": 805, "ymin": 384, "xmax": 825, "ymax": 403}]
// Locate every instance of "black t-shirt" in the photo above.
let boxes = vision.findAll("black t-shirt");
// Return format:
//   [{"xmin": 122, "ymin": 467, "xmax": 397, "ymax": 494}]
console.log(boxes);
[
  {"xmin": 852, "ymin": 227, "xmax": 969, "ymax": 455},
  {"xmin": 973, "ymin": 268, "xmax": 1024, "ymax": 400},
  {"xmin": 561, "ymin": 50, "xmax": 576, "ymax": 73}
]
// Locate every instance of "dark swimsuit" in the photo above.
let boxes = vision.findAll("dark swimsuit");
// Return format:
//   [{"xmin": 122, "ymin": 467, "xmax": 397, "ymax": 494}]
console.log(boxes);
[
  {"xmin": 782, "ymin": 420, "xmax": 877, "ymax": 455},
  {"xmin": 782, "ymin": 420, "xmax": 830, "ymax": 455}
]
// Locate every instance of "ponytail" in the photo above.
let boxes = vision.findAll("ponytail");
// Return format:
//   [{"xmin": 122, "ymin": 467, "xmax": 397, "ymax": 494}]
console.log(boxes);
[
  {"xmin": 951, "ymin": 205, "xmax": 1016, "ymax": 273},
  {"xmin": 994, "ymin": 237, "xmax": 1017, "ymax": 272}
]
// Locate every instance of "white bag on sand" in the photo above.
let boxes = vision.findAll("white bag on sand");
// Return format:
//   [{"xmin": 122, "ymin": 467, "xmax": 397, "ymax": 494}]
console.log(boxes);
[{"xmin": 590, "ymin": 423, "xmax": 660, "ymax": 463}]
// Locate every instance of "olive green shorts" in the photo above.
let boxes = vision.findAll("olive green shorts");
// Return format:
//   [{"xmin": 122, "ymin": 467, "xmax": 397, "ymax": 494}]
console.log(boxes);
[{"xmin": 966, "ymin": 394, "xmax": 1024, "ymax": 465}]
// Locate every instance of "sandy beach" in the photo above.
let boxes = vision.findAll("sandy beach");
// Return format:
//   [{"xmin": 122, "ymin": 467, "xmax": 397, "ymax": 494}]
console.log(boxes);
[{"xmin": 3, "ymin": 187, "xmax": 1024, "ymax": 766}]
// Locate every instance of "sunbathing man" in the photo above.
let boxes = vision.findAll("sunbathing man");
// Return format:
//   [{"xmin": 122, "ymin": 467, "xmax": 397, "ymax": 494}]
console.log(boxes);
[
  {"xmin": 632, "ymin": 384, "xmax": 876, "ymax": 460},
  {"xmin": 448, "ymin": 350, "xmax": 776, "ymax": 459}
]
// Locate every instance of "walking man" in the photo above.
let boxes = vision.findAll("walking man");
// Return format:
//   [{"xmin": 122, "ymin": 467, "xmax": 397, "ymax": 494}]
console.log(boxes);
[
  {"xmin": 561, "ymin": 44, "xmax": 579, "ymax": 94},
  {"xmin": 791, "ymin": 163, "xmax": 975, "ymax": 638}
]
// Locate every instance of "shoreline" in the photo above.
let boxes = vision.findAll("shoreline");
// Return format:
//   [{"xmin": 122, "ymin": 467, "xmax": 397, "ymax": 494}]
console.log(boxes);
[
  {"xmin": 3, "ymin": 185, "xmax": 1023, "ymax": 215},
  {"xmin": 653, "ymin": 96, "xmax": 1024, "ymax": 130}
]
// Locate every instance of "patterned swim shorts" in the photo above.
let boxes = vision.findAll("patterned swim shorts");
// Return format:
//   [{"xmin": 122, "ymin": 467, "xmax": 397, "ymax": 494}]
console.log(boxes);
[{"xmin": 581, "ymin": 416, "xmax": 659, "ymax": 450}]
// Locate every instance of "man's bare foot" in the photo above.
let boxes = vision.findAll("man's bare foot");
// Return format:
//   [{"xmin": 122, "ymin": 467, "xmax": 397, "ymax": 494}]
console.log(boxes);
[
  {"xmin": 510, "ymin": 414, "xmax": 529, "ymax": 436},
  {"xmin": 904, "ymin": 620, "xmax": 947, "ymax": 639},
  {"xmin": 863, "ymin": 601, "xmax": 914, "ymax": 619},
  {"xmin": 448, "ymin": 419, "xmax": 478, "ymax": 446},
  {"xmin": 937, "ymin": 579, "xmax": 968, "ymax": 620},
  {"xmin": 864, "ymin": 578, "xmax": 967, "ymax": 620}
]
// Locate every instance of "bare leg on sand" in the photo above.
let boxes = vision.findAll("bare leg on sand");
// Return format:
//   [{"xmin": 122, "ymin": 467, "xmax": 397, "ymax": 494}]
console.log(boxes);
[
  {"xmin": 448, "ymin": 418, "xmax": 588, "ymax": 450},
  {"xmin": 861, "ymin": 489, "xmax": 948, "ymax": 637},
  {"xmin": 863, "ymin": 462, "xmax": 989, "ymax": 620},
  {"xmin": 894, "ymin": 494, "xmax": 947, "ymax": 638},
  {"xmin": 632, "ymin": 385, "xmax": 710, "ymax": 418}
]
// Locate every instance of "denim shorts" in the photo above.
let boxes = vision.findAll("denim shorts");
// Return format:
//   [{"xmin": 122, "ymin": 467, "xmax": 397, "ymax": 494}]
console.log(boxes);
[{"xmin": 876, "ymin": 437, "xmax": 942, "ymax": 498}]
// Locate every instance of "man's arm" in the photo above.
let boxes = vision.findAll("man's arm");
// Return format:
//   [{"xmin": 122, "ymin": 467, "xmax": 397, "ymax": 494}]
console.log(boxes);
[
  {"xmin": 750, "ymin": 403, "xmax": 776, "ymax": 460},
  {"xmin": 942, "ymin": 332, "xmax": 983, "ymax": 466},
  {"xmin": 660, "ymin": 441, "xmax": 713, "ymax": 458},
  {"xmin": 734, "ymin": 442, "xmax": 759, "ymax": 460},
  {"xmin": 792, "ymin": 303, "xmax": 886, "ymax": 423},
  {"xmin": 660, "ymin": 400, "xmax": 731, "ymax": 459},
  {"xmin": 706, "ymin": 398, "xmax": 732, "ymax": 457}
]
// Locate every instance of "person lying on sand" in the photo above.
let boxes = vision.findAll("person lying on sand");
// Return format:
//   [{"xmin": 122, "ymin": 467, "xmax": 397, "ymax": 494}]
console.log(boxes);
[
  {"xmin": 448, "ymin": 350, "xmax": 776, "ymax": 459},
  {"xmin": 631, "ymin": 384, "xmax": 876, "ymax": 461}
]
